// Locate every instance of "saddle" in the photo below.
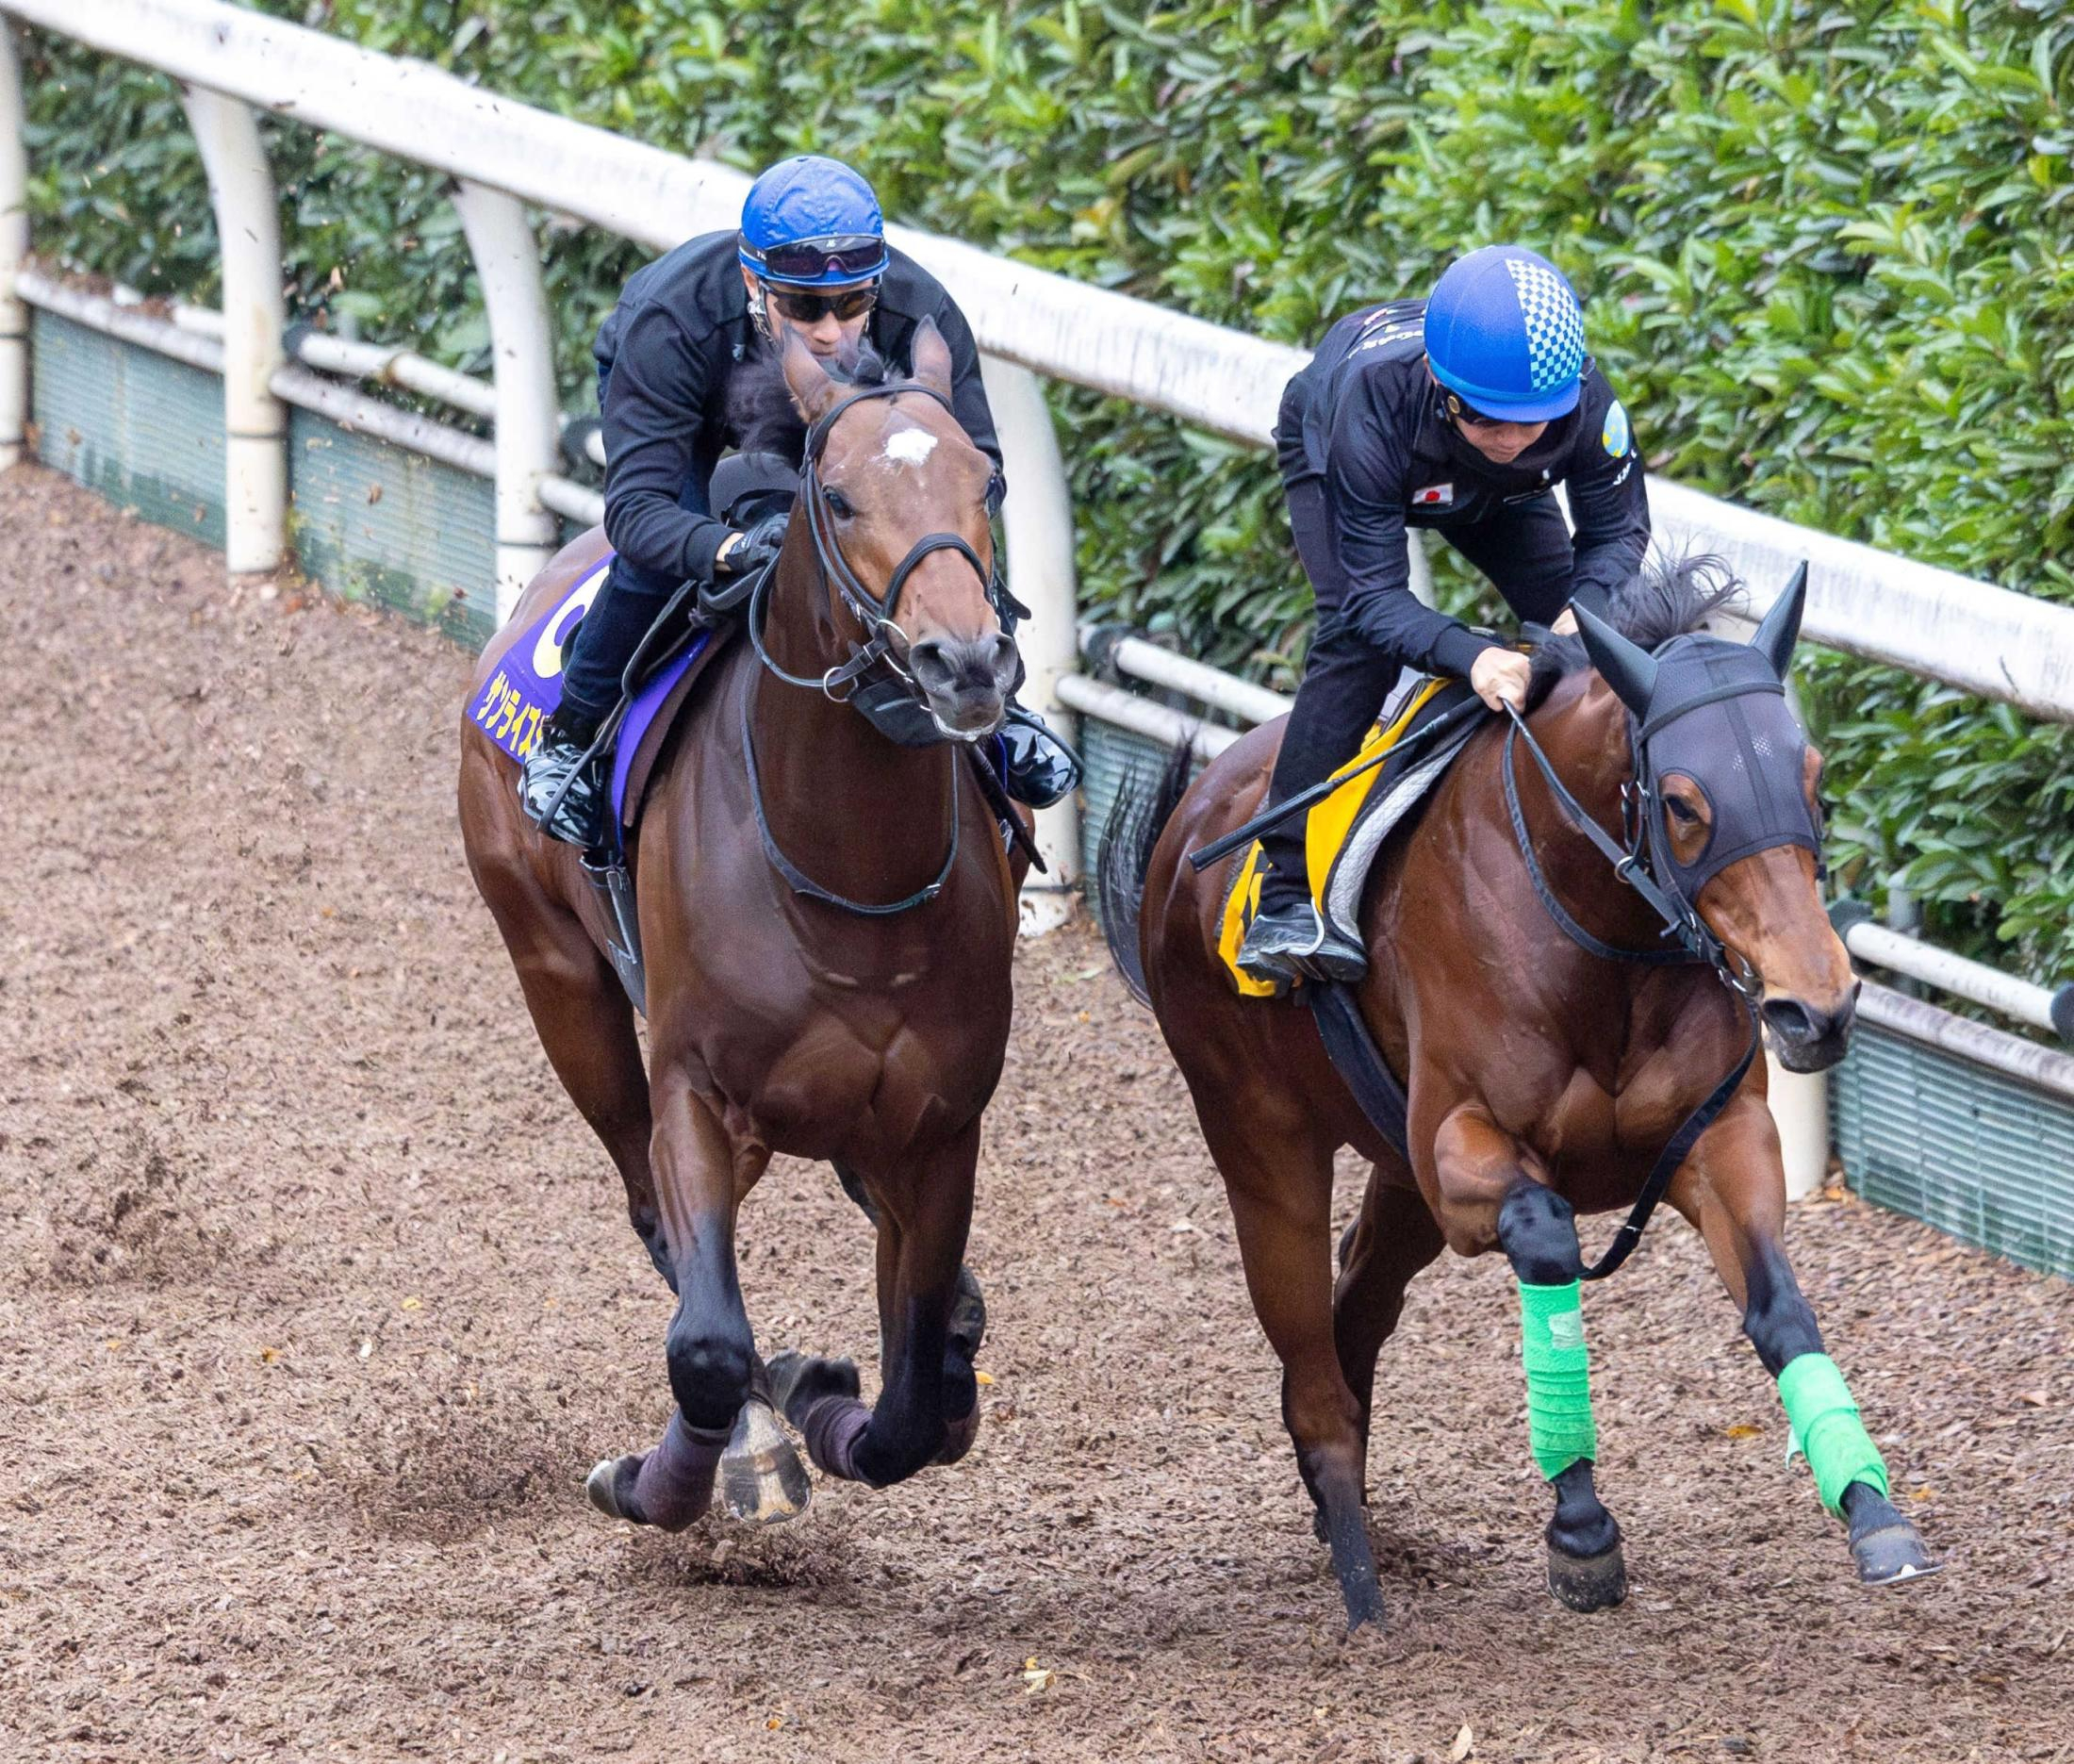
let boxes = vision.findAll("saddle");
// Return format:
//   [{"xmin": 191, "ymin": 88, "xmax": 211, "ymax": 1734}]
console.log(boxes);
[{"xmin": 1217, "ymin": 670, "xmax": 1484, "ymax": 997}]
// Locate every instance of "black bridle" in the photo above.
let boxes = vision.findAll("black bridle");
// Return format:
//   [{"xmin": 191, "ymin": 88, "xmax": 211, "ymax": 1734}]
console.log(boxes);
[
  {"xmin": 741, "ymin": 381, "xmax": 999, "ymax": 916},
  {"xmin": 1499, "ymin": 700, "xmax": 1764, "ymax": 1279}
]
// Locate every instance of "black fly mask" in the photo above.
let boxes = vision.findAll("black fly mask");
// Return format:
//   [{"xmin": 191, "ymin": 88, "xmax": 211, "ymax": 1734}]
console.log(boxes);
[{"xmin": 1577, "ymin": 563, "xmax": 1822, "ymax": 919}]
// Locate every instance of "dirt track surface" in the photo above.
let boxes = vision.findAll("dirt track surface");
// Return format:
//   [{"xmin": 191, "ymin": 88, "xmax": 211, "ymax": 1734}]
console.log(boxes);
[{"xmin": 4, "ymin": 461, "xmax": 2073, "ymax": 1762}]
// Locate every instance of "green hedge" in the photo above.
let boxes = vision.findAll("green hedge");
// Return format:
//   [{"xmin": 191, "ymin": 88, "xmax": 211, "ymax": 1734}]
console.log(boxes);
[{"xmin": 23, "ymin": 0, "xmax": 2074, "ymax": 981}]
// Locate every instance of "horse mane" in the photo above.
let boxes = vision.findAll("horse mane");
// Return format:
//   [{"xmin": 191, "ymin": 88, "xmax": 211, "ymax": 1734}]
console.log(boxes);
[
  {"xmin": 728, "ymin": 338, "xmax": 903, "ymax": 464},
  {"xmin": 1526, "ymin": 552, "xmax": 1745, "ymax": 705}
]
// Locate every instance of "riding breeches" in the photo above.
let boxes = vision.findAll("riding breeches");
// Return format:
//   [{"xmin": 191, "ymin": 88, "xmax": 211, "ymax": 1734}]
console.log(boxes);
[{"xmin": 558, "ymin": 472, "xmax": 714, "ymax": 731}]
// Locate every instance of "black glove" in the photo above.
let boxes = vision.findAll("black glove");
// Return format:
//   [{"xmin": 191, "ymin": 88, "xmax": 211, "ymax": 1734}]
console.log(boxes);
[{"xmin": 723, "ymin": 512, "xmax": 788, "ymax": 577}]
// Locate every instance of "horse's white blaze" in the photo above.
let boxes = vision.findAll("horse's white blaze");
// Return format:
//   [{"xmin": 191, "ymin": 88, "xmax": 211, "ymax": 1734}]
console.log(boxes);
[{"xmin": 882, "ymin": 425, "xmax": 938, "ymax": 467}]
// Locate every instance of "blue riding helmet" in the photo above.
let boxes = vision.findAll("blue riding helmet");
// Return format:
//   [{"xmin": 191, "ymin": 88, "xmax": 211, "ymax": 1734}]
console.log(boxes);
[
  {"xmin": 738, "ymin": 156, "xmax": 889, "ymax": 288},
  {"xmin": 1424, "ymin": 244, "xmax": 1587, "ymax": 423}
]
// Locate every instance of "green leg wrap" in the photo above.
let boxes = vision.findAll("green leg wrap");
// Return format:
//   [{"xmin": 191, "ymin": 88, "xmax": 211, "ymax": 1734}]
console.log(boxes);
[
  {"xmin": 1519, "ymin": 1279, "xmax": 1596, "ymax": 1481},
  {"xmin": 1777, "ymin": 1352, "xmax": 1889, "ymax": 1517}
]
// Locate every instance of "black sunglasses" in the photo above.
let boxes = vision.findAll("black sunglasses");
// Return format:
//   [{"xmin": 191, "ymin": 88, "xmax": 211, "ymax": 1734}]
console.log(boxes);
[
  {"xmin": 754, "ymin": 234, "xmax": 885, "ymax": 283},
  {"xmin": 768, "ymin": 284, "xmax": 879, "ymax": 324}
]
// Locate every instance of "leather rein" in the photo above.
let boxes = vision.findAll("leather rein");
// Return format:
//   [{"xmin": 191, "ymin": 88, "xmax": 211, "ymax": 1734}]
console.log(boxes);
[
  {"xmin": 1497, "ymin": 701, "xmax": 1764, "ymax": 1280},
  {"xmin": 741, "ymin": 381, "xmax": 993, "ymax": 916}
]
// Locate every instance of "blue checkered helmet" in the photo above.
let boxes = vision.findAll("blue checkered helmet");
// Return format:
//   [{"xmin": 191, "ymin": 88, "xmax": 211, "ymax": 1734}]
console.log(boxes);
[
  {"xmin": 1424, "ymin": 245, "xmax": 1587, "ymax": 422},
  {"xmin": 738, "ymin": 156, "xmax": 888, "ymax": 289}
]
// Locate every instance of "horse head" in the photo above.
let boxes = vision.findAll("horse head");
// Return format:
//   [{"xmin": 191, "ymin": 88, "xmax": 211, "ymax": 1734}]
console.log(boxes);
[
  {"xmin": 779, "ymin": 321, "xmax": 1015, "ymax": 739},
  {"xmin": 1577, "ymin": 564, "xmax": 1855, "ymax": 1072}
]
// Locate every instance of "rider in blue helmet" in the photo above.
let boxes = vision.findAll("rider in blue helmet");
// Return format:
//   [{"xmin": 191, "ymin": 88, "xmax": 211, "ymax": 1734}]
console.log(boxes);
[
  {"xmin": 1237, "ymin": 244, "xmax": 1653, "ymax": 989},
  {"xmin": 518, "ymin": 154, "xmax": 1079, "ymax": 848}
]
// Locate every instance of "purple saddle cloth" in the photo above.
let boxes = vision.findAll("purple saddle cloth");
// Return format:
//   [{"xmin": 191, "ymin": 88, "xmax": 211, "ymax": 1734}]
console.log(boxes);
[{"xmin": 467, "ymin": 552, "xmax": 710, "ymax": 841}]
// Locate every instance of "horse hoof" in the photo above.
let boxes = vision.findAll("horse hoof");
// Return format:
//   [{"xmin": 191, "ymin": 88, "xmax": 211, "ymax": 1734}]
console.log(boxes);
[
  {"xmin": 765, "ymin": 1350, "xmax": 862, "ymax": 1428},
  {"xmin": 1852, "ymin": 1523, "xmax": 1942, "ymax": 1588},
  {"xmin": 585, "ymin": 1454, "xmax": 642, "ymax": 1524},
  {"xmin": 1547, "ymin": 1541, "xmax": 1628, "ymax": 1612},
  {"xmin": 718, "ymin": 1397, "xmax": 812, "ymax": 1526},
  {"xmin": 1342, "ymin": 1581, "xmax": 1386, "ymax": 1633}
]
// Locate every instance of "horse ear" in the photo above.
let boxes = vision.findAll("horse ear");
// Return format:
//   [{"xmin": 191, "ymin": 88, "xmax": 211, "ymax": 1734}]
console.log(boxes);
[
  {"xmin": 781, "ymin": 327, "xmax": 842, "ymax": 422},
  {"xmin": 909, "ymin": 316, "xmax": 954, "ymax": 397},
  {"xmin": 1575, "ymin": 601, "xmax": 1658, "ymax": 717},
  {"xmin": 1751, "ymin": 560, "xmax": 1808, "ymax": 678}
]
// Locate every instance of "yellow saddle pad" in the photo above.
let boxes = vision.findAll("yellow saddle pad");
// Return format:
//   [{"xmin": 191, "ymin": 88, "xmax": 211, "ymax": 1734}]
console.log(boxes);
[{"xmin": 1218, "ymin": 676, "xmax": 1457, "ymax": 997}]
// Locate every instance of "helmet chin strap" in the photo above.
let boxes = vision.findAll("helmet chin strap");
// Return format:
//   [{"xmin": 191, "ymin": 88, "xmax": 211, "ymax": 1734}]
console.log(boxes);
[{"xmin": 746, "ymin": 275, "xmax": 773, "ymax": 345}]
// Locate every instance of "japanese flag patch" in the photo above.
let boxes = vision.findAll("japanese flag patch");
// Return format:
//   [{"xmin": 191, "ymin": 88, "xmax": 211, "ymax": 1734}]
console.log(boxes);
[
  {"xmin": 1602, "ymin": 400, "xmax": 1631, "ymax": 458},
  {"xmin": 1412, "ymin": 483, "xmax": 1453, "ymax": 507}
]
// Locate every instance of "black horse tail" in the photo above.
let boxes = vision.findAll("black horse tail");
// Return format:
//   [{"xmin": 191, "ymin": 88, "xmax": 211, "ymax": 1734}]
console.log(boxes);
[{"xmin": 1098, "ymin": 741, "xmax": 1196, "ymax": 1008}]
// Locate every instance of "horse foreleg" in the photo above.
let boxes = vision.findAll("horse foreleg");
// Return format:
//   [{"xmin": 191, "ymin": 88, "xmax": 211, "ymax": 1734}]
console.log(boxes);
[
  {"xmin": 1671, "ymin": 1100, "xmax": 1938, "ymax": 1587},
  {"xmin": 1431, "ymin": 1104, "xmax": 1626, "ymax": 1613},
  {"xmin": 836, "ymin": 1158, "xmax": 987, "ymax": 1367},
  {"xmin": 775, "ymin": 1124, "xmax": 980, "ymax": 1489},
  {"xmin": 587, "ymin": 1067, "xmax": 805, "ymax": 1531}
]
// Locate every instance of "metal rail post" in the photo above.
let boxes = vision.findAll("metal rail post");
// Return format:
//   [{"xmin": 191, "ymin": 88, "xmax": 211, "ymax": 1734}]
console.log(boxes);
[
  {"xmin": 0, "ymin": 25, "xmax": 28, "ymax": 469},
  {"xmin": 980, "ymin": 354, "xmax": 1081, "ymax": 931},
  {"xmin": 451, "ymin": 179, "xmax": 559, "ymax": 622},
  {"xmin": 180, "ymin": 85, "xmax": 285, "ymax": 575}
]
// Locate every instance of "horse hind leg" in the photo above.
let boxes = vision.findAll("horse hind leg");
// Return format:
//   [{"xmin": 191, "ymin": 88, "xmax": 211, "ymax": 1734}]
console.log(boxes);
[
  {"xmin": 715, "ymin": 1353, "xmax": 812, "ymax": 1525},
  {"xmin": 469, "ymin": 842, "xmax": 671, "ymax": 1288},
  {"xmin": 1209, "ymin": 1109, "xmax": 1384, "ymax": 1631},
  {"xmin": 1333, "ymin": 1162, "xmax": 1446, "ymax": 1451}
]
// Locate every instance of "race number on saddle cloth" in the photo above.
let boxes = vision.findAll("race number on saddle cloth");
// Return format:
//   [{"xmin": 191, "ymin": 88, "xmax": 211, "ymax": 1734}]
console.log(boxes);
[
  {"xmin": 1218, "ymin": 671, "xmax": 1483, "ymax": 997},
  {"xmin": 469, "ymin": 554, "xmax": 722, "ymax": 852}
]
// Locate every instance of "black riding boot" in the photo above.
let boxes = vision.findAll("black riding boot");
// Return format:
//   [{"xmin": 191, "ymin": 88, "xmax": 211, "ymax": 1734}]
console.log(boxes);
[
  {"xmin": 1235, "ymin": 832, "xmax": 1367, "ymax": 989},
  {"xmin": 999, "ymin": 701, "xmax": 1082, "ymax": 809},
  {"xmin": 518, "ymin": 705, "xmax": 610, "ymax": 849}
]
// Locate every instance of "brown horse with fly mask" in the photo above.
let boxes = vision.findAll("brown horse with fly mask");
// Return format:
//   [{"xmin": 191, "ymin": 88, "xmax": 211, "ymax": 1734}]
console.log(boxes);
[
  {"xmin": 1102, "ymin": 557, "xmax": 1937, "ymax": 1629},
  {"xmin": 459, "ymin": 321, "xmax": 1026, "ymax": 1530}
]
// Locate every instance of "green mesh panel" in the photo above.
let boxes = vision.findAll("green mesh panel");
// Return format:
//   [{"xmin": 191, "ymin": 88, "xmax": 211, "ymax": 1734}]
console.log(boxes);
[
  {"xmin": 32, "ymin": 311, "xmax": 225, "ymax": 545},
  {"xmin": 288, "ymin": 410, "xmax": 495, "ymax": 649},
  {"xmin": 1832, "ymin": 1021, "xmax": 2074, "ymax": 1279}
]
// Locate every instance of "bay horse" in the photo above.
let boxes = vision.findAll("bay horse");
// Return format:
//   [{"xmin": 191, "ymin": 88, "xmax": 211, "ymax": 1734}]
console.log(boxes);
[
  {"xmin": 1102, "ymin": 558, "xmax": 1936, "ymax": 1628},
  {"xmin": 458, "ymin": 322, "xmax": 1025, "ymax": 1531}
]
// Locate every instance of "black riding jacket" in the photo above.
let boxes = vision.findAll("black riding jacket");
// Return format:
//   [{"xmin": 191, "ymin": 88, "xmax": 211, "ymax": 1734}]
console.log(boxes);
[
  {"xmin": 1279, "ymin": 297, "xmax": 1652, "ymax": 678},
  {"xmin": 595, "ymin": 232, "xmax": 1002, "ymax": 587}
]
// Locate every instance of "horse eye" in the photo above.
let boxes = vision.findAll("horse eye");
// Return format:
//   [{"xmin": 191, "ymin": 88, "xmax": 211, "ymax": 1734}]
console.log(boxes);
[
  {"xmin": 823, "ymin": 486, "xmax": 855, "ymax": 519},
  {"xmin": 1666, "ymin": 797, "xmax": 1701, "ymax": 827}
]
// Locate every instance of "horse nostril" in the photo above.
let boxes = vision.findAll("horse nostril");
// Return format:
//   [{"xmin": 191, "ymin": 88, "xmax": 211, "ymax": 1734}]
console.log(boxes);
[
  {"xmin": 1761, "ymin": 998, "xmax": 1821, "ymax": 1044},
  {"xmin": 914, "ymin": 636, "xmax": 1010, "ymax": 698},
  {"xmin": 909, "ymin": 638, "xmax": 955, "ymax": 691},
  {"xmin": 988, "ymin": 633, "xmax": 1018, "ymax": 687}
]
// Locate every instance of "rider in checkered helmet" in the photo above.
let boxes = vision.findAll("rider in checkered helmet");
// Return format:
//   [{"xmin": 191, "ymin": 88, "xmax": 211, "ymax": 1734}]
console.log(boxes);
[
  {"xmin": 1237, "ymin": 244, "xmax": 1653, "ymax": 990},
  {"xmin": 518, "ymin": 154, "xmax": 1079, "ymax": 849}
]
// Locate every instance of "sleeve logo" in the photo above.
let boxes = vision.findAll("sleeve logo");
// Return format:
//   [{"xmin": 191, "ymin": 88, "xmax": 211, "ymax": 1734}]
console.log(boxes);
[
  {"xmin": 1411, "ymin": 483, "xmax": 1453, "ymax": 506},
  {"xmin": 1602, "ymin": 400, "xmax": 1631, "ymax": 458}
]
